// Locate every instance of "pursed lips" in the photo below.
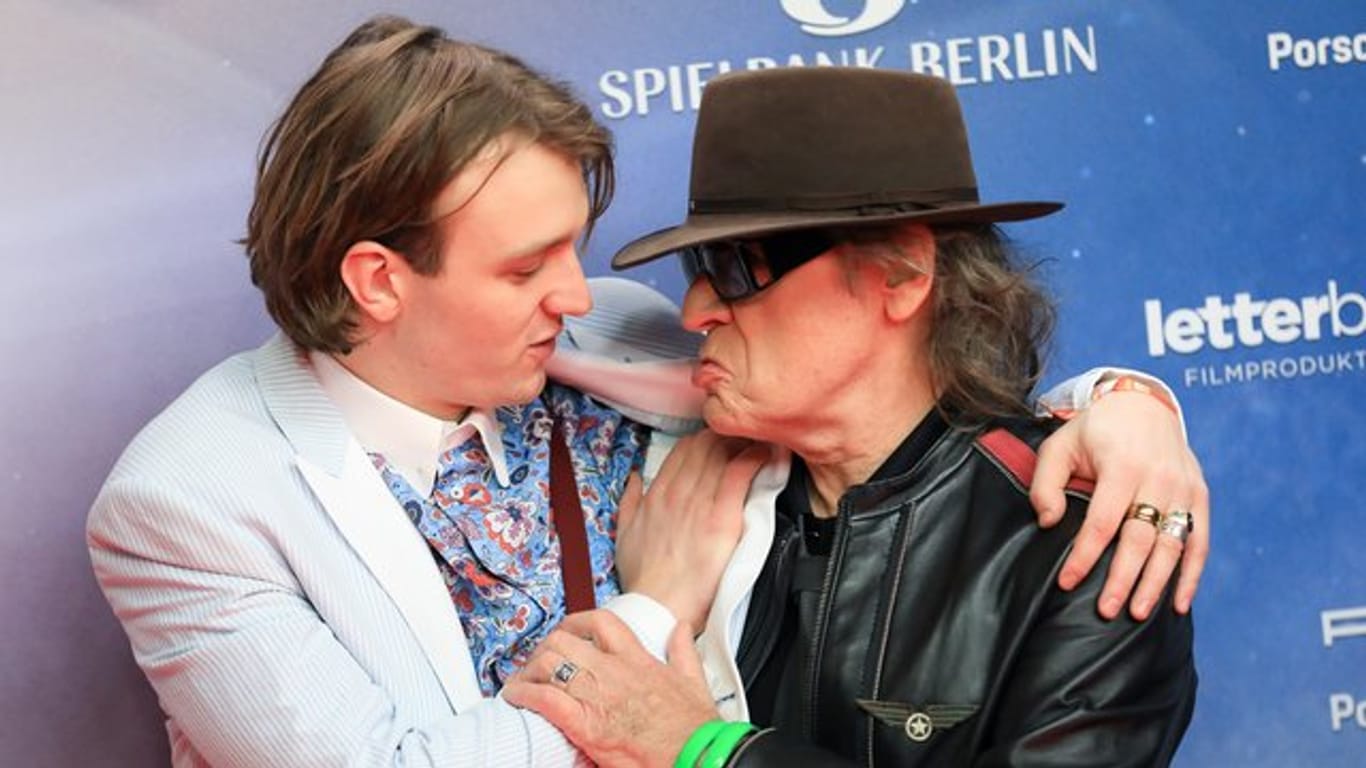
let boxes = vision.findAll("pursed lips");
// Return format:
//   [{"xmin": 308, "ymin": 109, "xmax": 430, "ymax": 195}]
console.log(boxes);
[{"xmin": 691, "ymin": 351, "xmax": 728, "ymax": 389}]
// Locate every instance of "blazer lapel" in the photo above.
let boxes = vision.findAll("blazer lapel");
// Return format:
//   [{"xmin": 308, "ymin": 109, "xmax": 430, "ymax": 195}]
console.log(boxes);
[{"xmin": 252, "ymin": 334, "xmax": 483, "ymax": 711}]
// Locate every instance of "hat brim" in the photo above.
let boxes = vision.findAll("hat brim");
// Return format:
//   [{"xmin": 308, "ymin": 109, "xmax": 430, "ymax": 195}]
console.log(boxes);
[{"xmin": 612, "ymin": 200, "xmax": 1063, "ymax": 270}]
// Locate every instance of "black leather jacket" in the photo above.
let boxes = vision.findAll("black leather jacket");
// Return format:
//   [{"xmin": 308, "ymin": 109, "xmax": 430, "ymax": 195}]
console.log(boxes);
[{"xmin": 730, "ymin": 417, "xmax": 1197, "ymax": 767}]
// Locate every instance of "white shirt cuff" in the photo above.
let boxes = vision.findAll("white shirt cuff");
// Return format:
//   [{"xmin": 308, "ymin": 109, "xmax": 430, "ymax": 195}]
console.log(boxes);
[
  {"xmin": 602, "ymin": 592, "xmax": 678, "ymax": 661},
  {"xmin": 1036, "ymin": 366, "xmax": 1187, "ymax": 439}
]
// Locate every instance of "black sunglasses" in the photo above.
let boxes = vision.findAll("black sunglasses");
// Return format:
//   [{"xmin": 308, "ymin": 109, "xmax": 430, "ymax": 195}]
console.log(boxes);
[{"xmin": 679, "ymin": 229, "xmax": 840, "ymax": 302}]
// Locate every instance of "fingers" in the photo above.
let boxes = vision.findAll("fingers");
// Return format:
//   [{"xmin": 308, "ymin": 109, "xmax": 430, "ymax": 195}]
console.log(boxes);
[
  {"xmin": 558, "ymin": 610, "xmax": 643, "ymax": 657},
  {"xmin": 1101, "ymin": 469, "xmax": 1179, "ymax": 621},
  {"xmin": 1092, "ymin": 461, "xmax": 1202, "ymax": 620},
  {"xmin": 510, "ymin": 620, "xmax": 722, "ymax": 765},
  {"xmin": 1035, "ymin": 386, "xmax": 1211, "ymax": 621},
  {"xmin": 1126, "ymin": 518, "xmax": 1184, "ymax": 620},
  {"xmin": 643, "ymin": 430, "xmax": 695, "ymax": 497},
  {"xmin": 654, "ymin": 430, "xmax": 724, "ymax": 493},
  {"xmin": 512, "ymin": 645, "xmax": 603, "ymax": 737},
  {"xmin": 529, "ymin": 632, "xmax": 601, "ymax": 680},
  {"xmin": 709, "ymin": 443, "xmax": 769, "ymax": 537},
  {"xmin": 689, "ymin": 433, "xmax": 745, "ymax": 521},
  {"xmin": 1031, "ymin": 420, "xmax": 1083, "ymax": 528},
  {"xmin": 722, "ymin": 443, "xmax": 769, "ymax": 496},
  {"xmin": 1094, "ymin": 513, "xmax": 1157, "ymax": 620},
  {"xmin": 1173, "ymin": 455, "xmax": 1210, "ymax": 614},
  {"xmin": 501, "ymin": 678, "xmax": 583, "ymax": 738},
  {"xmin": 618, "ymin": 429, "xmax": 762, "ymax": 631},
  {"xmin": 1059, "ymin": 462, "xmax": 1138, "ymax": 594},
  {"xmin": 1107, "ymin": 444, "xmax": 1206, "ymax": 619},
  {"xmin": 654, "ymin": 429, "xmax": 751, "ymax": 505}
]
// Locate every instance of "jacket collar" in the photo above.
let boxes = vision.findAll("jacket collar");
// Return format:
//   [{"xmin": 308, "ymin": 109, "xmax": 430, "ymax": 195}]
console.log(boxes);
[
  {"xmin": 249, "ymin": 332, "xmax": 484, "ymax": 711},
  {"xmin": 253, "ymin": 332, "xmax": 350, "ymax": 476},
  {"xmin": 778, "ymin": 409, "xmax": 958, "ymax": 521}
]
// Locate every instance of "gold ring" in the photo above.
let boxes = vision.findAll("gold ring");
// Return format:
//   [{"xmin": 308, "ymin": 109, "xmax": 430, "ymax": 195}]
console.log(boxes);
[{"xmin": 1125, "ymin": 502, "xmax": 1161, "ymax": 527}]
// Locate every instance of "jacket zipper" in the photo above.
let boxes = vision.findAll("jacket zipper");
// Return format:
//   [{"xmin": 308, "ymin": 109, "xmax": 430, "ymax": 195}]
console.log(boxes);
[
  {"xmin": 803, "ymin": 504, "xmax": 848, "ymax": 741},
  {"xmin": 865, "ymin": 505, "xmax": 916, "ymax": 766}
]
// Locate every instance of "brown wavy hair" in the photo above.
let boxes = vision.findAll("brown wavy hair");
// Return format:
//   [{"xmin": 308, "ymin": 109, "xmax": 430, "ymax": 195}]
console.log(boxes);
[
  {"xmin": 244, "ymin": 15, "xmax": 614, "ymax": 353},
  {"xmin": 927, "ymin": 225, "xmax": 1055, "ymax": 423},
  {"xmin": 840, "ymin": 223, "xmax": 1055, "ymax": 424}
]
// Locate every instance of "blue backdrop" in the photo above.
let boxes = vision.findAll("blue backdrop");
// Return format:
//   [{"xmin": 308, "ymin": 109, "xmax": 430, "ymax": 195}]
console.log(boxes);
[{"xmin": 2, "ymin": 1, "xmax": 1362, "ymax": 765}]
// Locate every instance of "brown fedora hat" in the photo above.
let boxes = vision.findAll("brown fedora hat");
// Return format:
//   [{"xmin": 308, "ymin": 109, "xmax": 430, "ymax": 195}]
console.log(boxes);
[{"xmin": 612, "ymin": 67, "xmax": 1062, "ymax": 269}]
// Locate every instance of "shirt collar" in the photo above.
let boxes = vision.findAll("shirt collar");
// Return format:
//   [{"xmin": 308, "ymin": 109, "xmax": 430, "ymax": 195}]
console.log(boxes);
[
  {"xmin": 777, "ymin": 406, "xmax": 950, "ymax": 523},
  {"xmin": 309, "ymin": 351, "xmax": 510, "ymax": 495}
]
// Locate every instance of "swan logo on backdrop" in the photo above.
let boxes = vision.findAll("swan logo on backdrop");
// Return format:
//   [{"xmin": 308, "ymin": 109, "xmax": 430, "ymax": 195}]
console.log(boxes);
[
  {"xmin": 1143, "ymin": 280, "xmax": 1366, "ymax": 388},
  {"xmin": 596, "ymin": 2, "xmax": 1100, "ymax": 118},
  {"xmin": 780, "ymin": 0, "xmax": 907, "ymax": 37}
]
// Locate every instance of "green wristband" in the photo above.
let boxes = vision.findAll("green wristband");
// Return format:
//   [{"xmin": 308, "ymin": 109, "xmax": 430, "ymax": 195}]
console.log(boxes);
[
  {"xmin": 699, "ymin": 722, "xmax": 757, "ymax": 768},
  {"xmin": 676, "ymin": 720, "xmax": 727, "ymax": 768}
]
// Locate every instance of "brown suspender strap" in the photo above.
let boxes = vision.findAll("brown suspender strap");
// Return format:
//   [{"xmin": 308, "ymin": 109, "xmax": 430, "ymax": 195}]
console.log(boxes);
[{"xmin": 549, "ymin": 418, "xmax": 596, "ymax": 614}]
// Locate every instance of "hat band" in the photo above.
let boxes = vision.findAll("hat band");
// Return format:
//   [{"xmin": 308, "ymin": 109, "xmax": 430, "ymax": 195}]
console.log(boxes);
[{"xmin": 689, "ymin": 186, "xmax": 979, "ymax": 215}]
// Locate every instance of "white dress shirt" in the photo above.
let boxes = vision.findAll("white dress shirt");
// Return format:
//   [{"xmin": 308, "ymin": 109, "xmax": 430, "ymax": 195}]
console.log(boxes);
[{"xmin": 310, "ymin": 352, "xmax": 679, "ymax": 654}]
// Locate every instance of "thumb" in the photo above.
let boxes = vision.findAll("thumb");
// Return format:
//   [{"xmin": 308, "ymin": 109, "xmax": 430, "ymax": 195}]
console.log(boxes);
[
  {"xmin": 717, "ymin": 443, "xmax": 771, "ymax": 511},
  {"xmin": 666, "ymin": 621, "xmax": 706, "ymax": 687},
  {"xmin": 1030, "ymin": 424, "xmax": 1081, "ymax": 527},
  {"xmin": 618, "ymin": 471, "xmax": 643, "ymax": 533}
]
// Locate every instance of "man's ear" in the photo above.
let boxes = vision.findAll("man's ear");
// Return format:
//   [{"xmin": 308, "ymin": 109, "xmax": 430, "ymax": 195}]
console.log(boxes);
[
  {"xmin": 339, "ymin": 240, "xmax": 406, "ymax": 325},
  {"xmin": 882, "ymin": 223, "xmax": 935, "ymax": 323}
]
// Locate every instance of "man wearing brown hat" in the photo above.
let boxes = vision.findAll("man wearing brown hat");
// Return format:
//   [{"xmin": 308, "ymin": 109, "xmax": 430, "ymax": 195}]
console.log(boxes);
[{"xmin": 506, "ymin": 67, "xmax": 1196, "ymax": 767}]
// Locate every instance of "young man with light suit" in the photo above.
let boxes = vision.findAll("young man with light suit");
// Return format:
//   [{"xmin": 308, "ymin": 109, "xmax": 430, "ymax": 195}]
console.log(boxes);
[{"xmin": 88, "ymin": 16, "xmax": 1208, "ymax": 768}]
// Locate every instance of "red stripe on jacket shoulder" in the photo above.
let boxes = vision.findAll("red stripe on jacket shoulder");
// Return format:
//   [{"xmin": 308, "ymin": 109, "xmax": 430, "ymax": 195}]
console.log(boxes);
[{"xmin": 976, "ymin": 428, "xmax": 1096, "ymax": 496}]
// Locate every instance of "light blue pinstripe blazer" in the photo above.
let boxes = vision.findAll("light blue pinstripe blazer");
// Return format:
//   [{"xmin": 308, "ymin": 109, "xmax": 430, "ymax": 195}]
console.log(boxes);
[{"xmin": 88, "ymin": 334, "xmax": 579, "ymax": 767}]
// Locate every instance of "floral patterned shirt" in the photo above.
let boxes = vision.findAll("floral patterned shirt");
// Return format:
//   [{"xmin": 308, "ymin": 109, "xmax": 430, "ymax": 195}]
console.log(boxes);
[{"xmin": 371, "ymin": 383, "xmax": 647, "ymax": 696}]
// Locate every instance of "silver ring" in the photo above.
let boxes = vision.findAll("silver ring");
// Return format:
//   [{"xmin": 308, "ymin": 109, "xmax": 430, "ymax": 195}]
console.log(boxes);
[
  {"xmin": 1158, "ymin": 509, "xmax": 1193, "ymax": 544},
  {"xmin": 551, "ymin": 660, "xmax": 580, "ymax": 687}
]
